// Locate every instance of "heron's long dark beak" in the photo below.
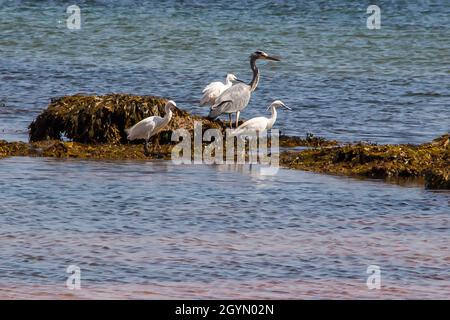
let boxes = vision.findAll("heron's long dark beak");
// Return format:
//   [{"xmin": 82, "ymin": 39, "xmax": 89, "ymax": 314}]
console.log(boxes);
[
  {"xmin": 234, "ymin": 78, "xmax": 245, "ymax": 83},
  {"xmin": 283, "ymin": 105, "xmax": 292, "ymax": 110},
  {"xmin": 266, "ymin": 55, "xmax": 281, "ymax": 61}
]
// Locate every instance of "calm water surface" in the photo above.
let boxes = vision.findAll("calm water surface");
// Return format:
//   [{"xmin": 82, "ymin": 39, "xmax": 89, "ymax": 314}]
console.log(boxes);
[
  {"xmin": 0, "ymin": 0, "xmax": 449, "ymax": 299},
  {"xmin": 0, "ymin": 158, "xmax": 449, "ymax": 299}
]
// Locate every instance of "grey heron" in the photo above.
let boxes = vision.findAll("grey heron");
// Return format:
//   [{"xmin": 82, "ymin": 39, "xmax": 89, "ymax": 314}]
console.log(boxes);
[
  {"xmin": 207, "ymin": 50, "xmax": 280, "ymax": 128},
  {"xmin": 125, "ymin": 100, "xmax": 176, "ymax": 156},
  {"xmin": 199, "ymin": 73, "xmax": 238, "ymax": 106},
  {"xmin": 232, "ymin": 100, "xmax": 291, "ymax": 135}
]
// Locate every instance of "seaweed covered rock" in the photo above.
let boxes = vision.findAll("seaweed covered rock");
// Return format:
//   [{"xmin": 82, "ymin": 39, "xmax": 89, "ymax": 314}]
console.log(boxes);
[
  {"xmin": 2, "ymin": 131, "xmax": 449, "ymax": 190},
  {"xmin": 425, "ymin": 168, "xmax": 450, "ymax": 190},
  {"xmin": 9, "ymin": 92, "xmax": 450, "ymax": 190},
  {"xmin": 0, "ymin": 143, "xmax": 5, "ymax": 158},
  {"xmin": 33, "ymin": 140, "xmax": 172, "ymax": 160},
  {"xmin": 28, "ymin": 93, "xmax": 337, "ymax": 148},
  {"xmin": 0, "ymin": 140, "xmax": 29, "ymax": 158},
  {"xmin": 281, "ymin": 133, "xmax": 450, "ymax": 185},
  {"xmin": 29, "ymin": 94, "xmax": 223, "ymax": 144},
  {"xmin": 0, "ymin": 140, "xmax": 174, "ymax": 160},
  {"xmin": 280, "ymin": 133, "xmax": 338, "ymax": 148}
]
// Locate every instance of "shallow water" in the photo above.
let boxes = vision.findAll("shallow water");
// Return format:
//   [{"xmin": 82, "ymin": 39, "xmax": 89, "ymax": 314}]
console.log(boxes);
[
  {"xmin": 0, "ymin": 158, "xmax": 449, "ymax": 299},
  {"xmin": 0, "ymin": 0, "xmax": 449, "ymax": 143}
]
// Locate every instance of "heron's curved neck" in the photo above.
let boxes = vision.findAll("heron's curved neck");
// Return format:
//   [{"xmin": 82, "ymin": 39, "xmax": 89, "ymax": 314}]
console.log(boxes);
[
  {"xmin": 267, "ymin": 106, "xmax": 277, "ymax": 129},
  {"xmin": 163, "ymin": 106, "xmax": 173, "ymax": 123},
  {"xmin": 249, "ymin": 57, "xmax": 260, "ymax": 92},
  {"xmin": 225, "ymin": 77, "xmax": 233, "ymax": 86}
]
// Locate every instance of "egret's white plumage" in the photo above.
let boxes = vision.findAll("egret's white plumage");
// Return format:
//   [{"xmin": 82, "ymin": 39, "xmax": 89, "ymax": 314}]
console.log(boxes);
[
  {"xmin": 126, "ymin": 100, "xmax": 176, "ymax": 155},
  {"xmin": 200, "ymin": 74, "xmax": 237, "ymax": 106},
  {"xmin": 232, "ymin": 100, "xmax": 290, "ymax": 135}
]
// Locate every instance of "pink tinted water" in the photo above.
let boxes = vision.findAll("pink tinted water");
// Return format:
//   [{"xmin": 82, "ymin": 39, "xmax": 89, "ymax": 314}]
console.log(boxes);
[{"xmin": 0, "ymin": 158, "xmax": 449, "ymax": 299}]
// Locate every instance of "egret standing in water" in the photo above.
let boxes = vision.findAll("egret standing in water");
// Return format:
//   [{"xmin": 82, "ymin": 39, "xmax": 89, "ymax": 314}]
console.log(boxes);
[
  {"xmin": 126, "ymin": 100, "xmax": 177, "ymax": 156},
  {"xmin": 232, "ymin": 100, "xmax": 291, "ymax": 135},
  {"xmin": 208, "ymin": 50, "xmax": 280, "ymax": 128},
  {"xmin": 199, "ymin": 73, "xmax": 238, "ymax": 106}
]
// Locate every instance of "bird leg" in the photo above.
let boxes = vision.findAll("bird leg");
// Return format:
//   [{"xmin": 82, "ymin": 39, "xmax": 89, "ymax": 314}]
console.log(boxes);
[
  {"xmin": 229, "ymin": 114, "xmax": 233, "ymax": 128},
  {"xmin": 143, "ymin": 140, "xmax": 150, "ymax": 156},
  {"xmin": 235, "ymin": 111, "xmax": 240, "ymax": 128},
  {"xmin": 154, "ymin": 133, "xmax": 164, "ymax": 158},
  {"xmin": 155, "ymin": 134, "xmax": 161, "ymax": 151}
]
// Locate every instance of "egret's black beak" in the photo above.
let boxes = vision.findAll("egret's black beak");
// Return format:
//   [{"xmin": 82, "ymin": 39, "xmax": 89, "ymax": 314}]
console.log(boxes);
[
  {"xmin": 266, "ymin": 55, "xmax": 281, "ymax": 61},
  {"xmin": 283, "ymin": 105, "xmax": 292, "ymax": 111},
  {"xmin": 234, "ymin": 78, "xmax": 245, "ymax": 83}
]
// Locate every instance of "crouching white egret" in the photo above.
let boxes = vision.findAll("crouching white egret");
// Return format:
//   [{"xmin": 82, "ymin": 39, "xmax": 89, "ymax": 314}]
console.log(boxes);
[
  {"xmin": 200, "ymin": 73, "xmax": 238, "ymax": 107},
  {"xmin": 232, "ymin": 100, "xmax": 291, "ymax": 136},
  {"xmin": 125, "ymin": 100, "xmax": 177, "ymax": 156}
]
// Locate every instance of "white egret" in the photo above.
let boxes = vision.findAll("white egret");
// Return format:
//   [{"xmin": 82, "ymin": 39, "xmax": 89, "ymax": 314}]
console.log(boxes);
[
  {"xmin": 199, "ymin": 73, "xmax": 238, "ymax": 107},
  {"xmin": 208, "ymin": 50, "xmax": 280, "ymax": 128},
  {"xmin": 232, "ymin": 100, "xmax": 291, "ymax": 136},
  {"xmin": 125, "ymin": 100, "xmax": 177, "ymax": 156}
]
